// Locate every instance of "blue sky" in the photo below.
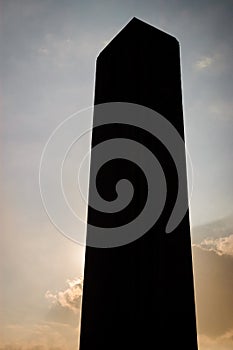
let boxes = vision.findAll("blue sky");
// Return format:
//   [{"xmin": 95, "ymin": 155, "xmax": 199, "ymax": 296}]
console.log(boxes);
[{"xmin": 1, "ymin": 1, "xmax": 233, "ymax": 349}]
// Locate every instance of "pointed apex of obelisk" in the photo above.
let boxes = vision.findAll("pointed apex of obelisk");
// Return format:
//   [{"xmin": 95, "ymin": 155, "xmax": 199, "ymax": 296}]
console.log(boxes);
[
  {"xmin": 127, "ymin": 16, "xmax": 177, "ymax": 37},
  {"xmin": 127, "ymin": 16, "xmax": 153, "ymax": 26},
  {"xmin": 98, "ymin": 17, "xmax": 178, "ymax": 58},
  {"xmin": 127, "ymin": 16, "xmax": 141, "ymax": 24}
]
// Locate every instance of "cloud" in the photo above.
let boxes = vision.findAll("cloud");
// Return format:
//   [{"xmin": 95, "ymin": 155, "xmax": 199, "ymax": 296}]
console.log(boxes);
[
  {"xmin": 198, "ymin": 328, "xmax": 233, "ymax": 350},
  {"xmin": 208, "ymin": 101, "xmax": 233, "ymax": 121},
  {"xmin": 35, "ymin": 34, "xmax": 79, "ymax": 68},
  {"xmin": 0, "ymin": 347, "xmax": 62, "ymax": 350},
  {"xmin": 45, "ymin": 277, "xmax": 83, "ymax": 315},
  {"xmin": 1, "ymin": 322, "xmax": 79, "ymax": 350},
  {"xmin": 1, "ymin": 278, "xmax": 83, "ymax": 350},
  {"xmin": 194, "ymin": 52, "xmax": 227, "ymax": 73},
  {"xmin": 191, "ymin": 215, "xmax": 233, "ymax": 244},
  {"xmin": 192, "ymin": 246, "xmax": 233, "ymax": 337},
  {"xmin": 1, "ymin": 277, "xmax": 83, "ymax": 350},
  {"xmin": 38, "ymin": 47, "xmax": 49, "ymax": 56},
  {"xmin": 195, "ymin": 56, "xmax": 213, "ymax": 70},
  {"xmin": 35, "ymin": 32, "xmax": 102, "ymax": 68},
  {"xmin": 195, "ymin": 234, "xmax": 233, "ymax": 257}
]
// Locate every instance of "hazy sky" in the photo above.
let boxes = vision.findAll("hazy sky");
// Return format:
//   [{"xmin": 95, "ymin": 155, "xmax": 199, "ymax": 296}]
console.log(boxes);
[{"xmin": 1, "ymin": 1, "xmax": 233, "ymax": 349}]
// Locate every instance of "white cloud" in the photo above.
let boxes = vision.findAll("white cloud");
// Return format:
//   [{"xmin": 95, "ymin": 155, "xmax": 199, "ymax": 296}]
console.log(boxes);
[{"xmin": 195, "ymin": 234, "xmax": 233, "ymax": 257}]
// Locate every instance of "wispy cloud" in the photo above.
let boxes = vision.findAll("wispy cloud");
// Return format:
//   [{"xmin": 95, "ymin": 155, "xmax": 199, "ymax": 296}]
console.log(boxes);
[
  {"xmin": 195, "ymin": 56, "xmax": 214, "ymax": 70},
  {"xmin": 193, "ymin": 245, "xmax": 233, "ymax": 343},
  {"xmin": 0, "ymin": 346, "xmax": 62, "ymax": 350},
  {"xmin": 1, "ymin": 321, "xmax": 79, "ymax": 350},
  {"xmin": 36, "ymin": 34, "xmax": 79, "ymax": 68},
  {"xmin": 38, "ymin": 47, "xmax": 50, "ymax": 56},
  {"xmin": 198, "ymin": 328, "xmax": 233, "ymax": 350},
  {"xmin": 194, "ymin": 52, "xmax": 227, "ymax": 73},
  {"xmin": 36, "ymin": 32, "xmax": 102, "ymax": 67},
  {"xmin": 208, "ymin": 101, "xmax": 233, "ymax": 121}
]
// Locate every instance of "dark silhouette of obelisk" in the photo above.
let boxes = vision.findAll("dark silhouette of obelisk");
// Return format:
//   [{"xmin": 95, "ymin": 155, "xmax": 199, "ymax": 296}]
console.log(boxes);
[{"xmin": 79, "ymin": 18, "xmax": 198, "ymax": 350}]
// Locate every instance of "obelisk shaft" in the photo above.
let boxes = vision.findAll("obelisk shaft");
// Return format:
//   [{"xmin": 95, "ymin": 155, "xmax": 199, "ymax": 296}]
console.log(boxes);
[{"xmin": 80, "ymin": 17, "xmax": 198, "ymax": 350}]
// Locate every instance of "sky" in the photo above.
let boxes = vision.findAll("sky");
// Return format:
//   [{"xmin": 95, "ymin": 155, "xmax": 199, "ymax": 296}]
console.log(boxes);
[{"xmin": 1, "ymin": 0, "xmax": 233, "ymax": 349}]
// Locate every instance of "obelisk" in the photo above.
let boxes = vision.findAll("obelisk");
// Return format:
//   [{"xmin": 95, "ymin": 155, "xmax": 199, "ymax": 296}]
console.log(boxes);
[{"xmin": 79, "ymin": 17, "xmax": 198, "ymax": 350}]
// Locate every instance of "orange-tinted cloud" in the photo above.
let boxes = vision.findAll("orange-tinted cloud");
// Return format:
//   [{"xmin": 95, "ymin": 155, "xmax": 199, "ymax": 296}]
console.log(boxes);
[
  {"xmin": 0, "ymin": 322, "xmax": 79, "ymax": 350},
  {"xmin": 198, "ymin": 328, "xmax": 233, "ymax": 350},
  {"xmin": 193, "ymin": 245, "xmax": 233, "ymax": 342},
  {"xmin": 194, "ymin": 234, "xmax": 233, "ymax": 257},
  {"xmin": 45, "ymin": 277, "xmax": 83, "ymax": 315}
]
